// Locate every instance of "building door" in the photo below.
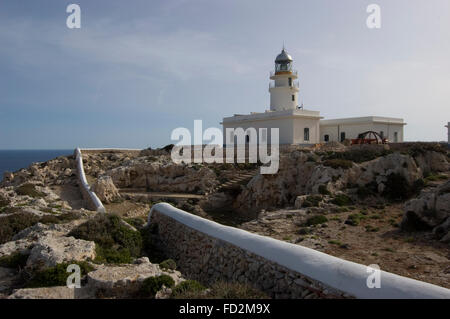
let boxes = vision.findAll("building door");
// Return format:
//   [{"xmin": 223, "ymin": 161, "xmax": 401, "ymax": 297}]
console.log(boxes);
[
  {"xmin": 340, "ymin": 132, "xmax": 346, "ymax": 142},
  {"xmin": 324, "ymin": 134, "xmax": 329, "ymax": 142}
]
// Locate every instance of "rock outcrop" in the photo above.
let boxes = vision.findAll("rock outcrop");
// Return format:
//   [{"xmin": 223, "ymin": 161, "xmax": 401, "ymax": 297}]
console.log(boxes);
[
  {"xmin": 26, "ymin": 235, "xmax": 96, "ymax": 270},
  {"xmin": 401, "ymin": 180, "xmax": 450, "ymax": 242},
  {"xmin": 234, "ymin": 150, "xmax": 447, "ymax": 212},
  {"xmin": 90, "ymin": 176, "xmax": 121, "ymax": 204},
  {"xmin": 87, "ymin": 258, "xmax": 184, "ymax": 298}
]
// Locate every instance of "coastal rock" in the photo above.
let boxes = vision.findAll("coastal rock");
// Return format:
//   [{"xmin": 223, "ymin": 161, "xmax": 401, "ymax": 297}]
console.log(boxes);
[
  {"xmin": 0, "ymin": 267, "xmax": 21, "ymax": 294},
  {"xmin": 9, "ymin": 286, "xmax": 74, "ymax": 299},
  {"xmin": 401, "ymin": 180, "xmax": 450, "ymax": 240},
  {"xmin": 91, "ymin": 176, "xmax": 121, "ymax": 204},
  {"xmin": 2, "ymin": 171, "xmax": 14, "ymax": 183},
  {"xmin": 0, "ymin": 240, "xmax": 32, "ymax": 258},
  {"xmin": 26, "ymin": 235, "xmax": 96, "ymax": 270},
  {"xmin": 86, "ymin": 262, "xmax": 184, "ymax": 297}
]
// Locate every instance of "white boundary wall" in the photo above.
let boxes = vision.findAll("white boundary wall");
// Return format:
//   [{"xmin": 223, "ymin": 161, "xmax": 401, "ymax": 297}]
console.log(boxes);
[
  {"xmin": 74, "ymin": 148, "xmax": 106, "ymax": 213},
  {"xmin": 149, "ymin": 203, "xmax": 450, "ymax": 299}
]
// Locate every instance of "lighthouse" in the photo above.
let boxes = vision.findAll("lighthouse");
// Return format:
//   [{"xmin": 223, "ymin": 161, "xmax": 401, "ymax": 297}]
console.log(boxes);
[
  {"xmin": 222, "ymin": 46, "xmax": 405, "ymax": 145},
  {"xmin": 269, "ymin": 48, "xmax": 299, "ymax": 111}
]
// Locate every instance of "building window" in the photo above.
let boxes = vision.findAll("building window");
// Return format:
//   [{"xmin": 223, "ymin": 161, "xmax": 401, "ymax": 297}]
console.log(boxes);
[
  {"xmin": 394, "ymin": 132, "xmax": 398, "ymax": 143},
  {"xmin": 292, "ymin": 95, "xmax": 295, "ymax": 101},
  {"xmin": 245, "ymin": 135, "xmax": 250, "ymax": 143},
  {"xmin": 288, "ymin": 78, "xmax": 292, "ymax": 86},
  {"xmin": 304, "ymin": 128, "xmax": 310, "ymax": 141},
  {"xmin": 380, "ymin": 131, "xmax": 384, "ymax": 139},
  {"xmin": 340, "ymin": 132, "xmax": 346, "ymax": 142},
  {"xmin": 324, "ymin": 134, "xmax": 329, "ymax": 142}
]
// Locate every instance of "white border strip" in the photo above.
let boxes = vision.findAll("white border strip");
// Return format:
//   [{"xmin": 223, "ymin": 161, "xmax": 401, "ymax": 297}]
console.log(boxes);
[
  {"xmin": 149, "ymin": 203, "xmax": 450, "ymax": 299},
  {"xmin": 78, "ymin": 148, "xmax": 142, "ymax": 151},
  {"xmin": 74, "ymin": 148, "xmax": 106, "ymax": 213}
]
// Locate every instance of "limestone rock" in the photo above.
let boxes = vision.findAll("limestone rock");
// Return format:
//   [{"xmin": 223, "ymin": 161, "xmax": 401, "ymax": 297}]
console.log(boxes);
[
  {"xmin": 0, "ymin": 240, "xmax": 32, "ymax": 258},
  {"xmin": 294, "ymin": 195, "xmax": 308, "ymax": 209},
  {"xmin": 26, "ymin": 235, "xmax": 96, "ymax": 270},
  {"xmin": 91, "ymin": 176, "xmax": 121, "ymax": 204},
  {"xmin": 401, "ymin": 180, "xmax": 450, "ymax": 240},
  {"xmin": 8, "ymin": 286, "xmax": 75, "ymax": 299},
  {"xmin": 2, "ymin": 171, "xmax": 14, "ymax": 183},
  {"xmin": 0, "ymin": 267, "xmax": 21, "ymax": 294},
  {"xmin": 86, "ymin": 262, "xmax": 184, "ymax": 297}
]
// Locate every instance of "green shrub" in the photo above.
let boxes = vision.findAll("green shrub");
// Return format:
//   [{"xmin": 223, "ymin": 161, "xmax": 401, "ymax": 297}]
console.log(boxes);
[
  {"xmin": 0, "ymin": 252, "xmax": 29, "ymax": 269},
  {"xmin": 382, "ymin": 173, "xmax": 424, "ymax": 201},
  {"xmin": 16, "ymin": 184, "xmax": 45, "ymax": 198},
  {"xmin": 424, "ymin": 174, "xmax": 448, "ymax": 183},
  {"xmin": 94, "ymin": 245, "xmax": 132, "ymax": 264},
  {"xmin": 301, "ymin": 195, "xmax": 322, "ymax": 208},
  {"xmin": 26, "ymin": 261, "xmax": 94, "ymax": 288},
  {"xmin": 318, "ymin": 184, "xmax": 331, "ymax": 195},
  {"xmin": 0, "ymin": 212, "xmax": 40, "ymax": 244},
  {"xmin": 0, "ymin": 194, "xmax": 10, "ymax": 208},
  {"xmin": 140, "ymin": 275, "xmax": 175, "ymax": 296},
  {"xmin": 39, "ymin": 212, "xmax": 81, "ymax": 225},
  {"xmin": 331, "ymin": 194, "xmax": 353, "ymax": 206},
  {"xmin": 159, "ymin": 259, "xmax": 177, "ymax": 271},
  {"xmin": 171, "ymin": 280, "xmax": 206, "ymax": 298},
  {"xmin": 68, "ymin": 214, "xmax": 142, "ymax": 264},
  {"xmin": 323, "ymin": 159, "xmax": 353, "ymax": 169},
  {"xmin": 406, "ymin": 143, "xmax": 446, "ymax": 157},
  {"xmin": 124, "ymin": 217, "xmax": 146, "ymax": 229},
  {"xmin": 304, "ymin": 215, "xmax": 328, "ymax": 226},
  {"xmin": 356, "ymin": 182, "xmax": 378, "ymax": 199},
  {"xmin": 365, "ymin": 225, "xmax": 380, "ymax": 232},
  {"xmin": 345, "ymin": 213, "xmax": 366, "ymax": 226},
  {"xmin": 323, "ymin": 149, "xmax": 392, "ymax": 163}
]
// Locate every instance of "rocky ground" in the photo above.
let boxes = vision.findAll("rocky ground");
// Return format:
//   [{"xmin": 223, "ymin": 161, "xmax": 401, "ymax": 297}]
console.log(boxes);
[
  {"xmin": 0, "ymin": 152, "xmax": 266, "ymax": 299},
  {"xmin": 0, "ymin": 142, "xmax": 449, "ymax": 297}
]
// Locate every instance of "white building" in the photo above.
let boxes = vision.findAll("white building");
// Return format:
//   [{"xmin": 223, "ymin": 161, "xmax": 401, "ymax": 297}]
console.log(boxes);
[
  {"xmin": 446, "ymin": 122, "xmax": 450, "ymax": 145},
  {"xmin": 222, "ymin": 48, "xmax": 406, "ymax": 145},
  {"xmin": 320, "ymin": 116, "xmax": 405, "ymax": 143}
]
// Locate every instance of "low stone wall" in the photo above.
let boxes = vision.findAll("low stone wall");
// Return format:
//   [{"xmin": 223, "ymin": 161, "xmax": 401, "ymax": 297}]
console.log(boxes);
[
  {"xmin": 149, "ymin": 203, "xmax": 450, "ymax": 299},
  {"xmin": 74, "ymin": 148, "xmax": 106, "ymax": 213},
  {"xmin": 79, "ymin": 148, "xmax": 142, "ymax": 156}
]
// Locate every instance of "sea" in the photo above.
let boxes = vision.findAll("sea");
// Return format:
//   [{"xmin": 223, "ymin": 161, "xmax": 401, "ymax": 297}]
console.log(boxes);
[{"xmin": 0, "ymin": 150, "xmax": 73, "ymax": 182}]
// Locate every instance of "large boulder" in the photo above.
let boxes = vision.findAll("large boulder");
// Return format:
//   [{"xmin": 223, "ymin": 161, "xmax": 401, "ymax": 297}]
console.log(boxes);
[
  {"xmin": 86, "ymin": 258, "xmax": 184, "ymax": 298},
  {"xmin": 8, "ymin": 286, "xmax": 94, "ymax": 299},
  {"xmin": 0, "ymin": 267, "xmax": 21, "ymax": 294},
  {"xmin": 26, "ymin": 235, "xmax": 96, "ymax": 270},
  {"xmin": 401, "ymin": 180, "xmax": 450, "ymax": 241},
  {"xmin": 91, "ymin": 176, "xmax": 121, "ymax": 204}
]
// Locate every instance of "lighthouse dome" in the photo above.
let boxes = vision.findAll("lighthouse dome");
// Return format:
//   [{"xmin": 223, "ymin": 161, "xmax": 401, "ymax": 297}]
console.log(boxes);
[{"xmin": 275, "ymin": 49, "xmax": 293, "ymax": 63}]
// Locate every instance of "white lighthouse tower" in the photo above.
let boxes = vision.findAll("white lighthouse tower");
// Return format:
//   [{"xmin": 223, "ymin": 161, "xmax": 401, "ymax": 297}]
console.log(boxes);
[{"xmin": 269, "ymin": 48, "xmax": 299, "ymax": 111}]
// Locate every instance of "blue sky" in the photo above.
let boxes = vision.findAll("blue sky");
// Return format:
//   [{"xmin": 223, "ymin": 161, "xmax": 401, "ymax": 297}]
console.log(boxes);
[{"xmin": 0, "ymin": 0, "xmax": 449, "ymax": 149}]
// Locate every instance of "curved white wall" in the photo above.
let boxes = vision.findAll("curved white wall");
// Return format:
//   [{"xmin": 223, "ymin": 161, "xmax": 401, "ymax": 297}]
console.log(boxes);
[
  {"xmin": 149, "ymin": 203, "xmax": 450, "ymax": 299},
  {"xmin": 74, "ymin": 148, "xmax": 106, "ymax": 213}
]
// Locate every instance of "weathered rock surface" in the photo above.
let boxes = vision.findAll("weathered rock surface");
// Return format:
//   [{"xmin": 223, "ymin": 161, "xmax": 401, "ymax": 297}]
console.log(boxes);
[
  {"xmin": 86, "ymin": 258, "xmax": 184, "ymax": 298},
  {"xmin": 0, "ymin": 267, "xmax": 21, "ymax": 294},
  {"xmin": 0, "ymin": 240, "xmax": 32, "ymax": 258},
  {"xmin": 91, "ymin": 175, "xmax": 121, "ymax": 204},
  {"xmin": 401, "ymin": 180, "xmax": 450, "ymax": 241},
  {"xmin": 235, "ymin": 151, "xmax": 447, "ymax": 212},
  {"xmin": 26, "ymin": 236, "xmax": 96, "ymax": 270},
  {"xmin": 87, "ymin": 260, "xmax": 183, "ymax": 290},
  {"xmin": 8, "ymin": 286, "xmax": 95, "ymax": 299},
  {"xmin": 107, "ymin": 158, "xmax": 218, "ymax": 194}
]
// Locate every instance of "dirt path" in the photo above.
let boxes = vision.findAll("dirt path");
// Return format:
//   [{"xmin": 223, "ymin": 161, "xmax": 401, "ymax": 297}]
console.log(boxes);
[
  {"xmin": 51, "ymin": 185, "xmax": 84, "ymax": 210},
  {"xmin": 238, "ymin": 204, "xmax": 450, "ymax": 289}
]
